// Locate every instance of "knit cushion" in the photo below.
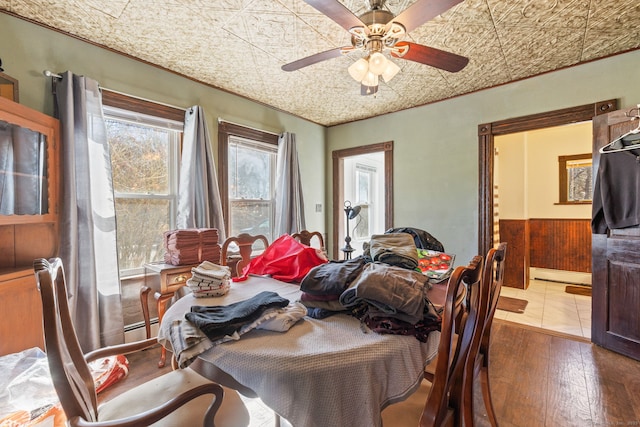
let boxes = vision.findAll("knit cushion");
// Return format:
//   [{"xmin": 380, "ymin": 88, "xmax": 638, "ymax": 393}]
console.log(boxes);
[{"xmin": 98, "ymin": 367, "xmax": 249, "ymax": 427}]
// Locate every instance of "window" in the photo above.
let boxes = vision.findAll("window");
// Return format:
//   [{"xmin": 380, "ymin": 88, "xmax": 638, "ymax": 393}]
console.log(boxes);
[
  {"xmin": 353, "ymin": 163, "xmax": 376, "ymax": 240},
  {"xmin": 558, "ymin": 153, "xmax": 592, "ymax": 204},
  {"xmin": 218, "ymin": 122, "xmax": 278, "ymax": 246},
  {"xmin": 102, "ymin": 92, "xmax": 184, "ymax": 276}
]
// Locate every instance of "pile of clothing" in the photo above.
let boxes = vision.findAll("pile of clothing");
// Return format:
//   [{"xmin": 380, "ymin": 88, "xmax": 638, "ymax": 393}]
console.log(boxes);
[
  {"xmin": 300, "ymin": 232, "xmax": 444, "ymax": 342},
  {"xmin": 187, "ymin": 261, "xmax": 231, "ymax": 298},
  {"xmin": 163, "ymin": 228, "xmax": 221, "ymax": 265}
]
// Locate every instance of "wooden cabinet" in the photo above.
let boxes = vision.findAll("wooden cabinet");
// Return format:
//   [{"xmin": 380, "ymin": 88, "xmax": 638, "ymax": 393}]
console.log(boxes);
[
  {"xmin": 0, "ymin": 269, "xmax": 44, "ymax": 355},
  {"xmin": 142, "ymin": 262, "xmax": 196, "ymax": 367},
  {"xmin": 0, "ymin": 98, "xmax": 59, "ymax": 356}
]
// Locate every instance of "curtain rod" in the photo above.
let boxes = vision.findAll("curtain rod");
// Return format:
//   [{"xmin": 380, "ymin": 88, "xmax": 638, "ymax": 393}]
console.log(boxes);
[
  {"xmin": 218, "ymin": 118, "xmax": 281, "ymax": 136},
  {"xmin": 42, "ymin": 70, "xmax": 186, "ymax": 112}
]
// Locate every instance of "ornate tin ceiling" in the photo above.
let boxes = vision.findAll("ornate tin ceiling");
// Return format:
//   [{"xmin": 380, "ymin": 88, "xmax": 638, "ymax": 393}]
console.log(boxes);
[{"xmin": 2, "ymin": 0, "xmax": 639, "ymax": 126}]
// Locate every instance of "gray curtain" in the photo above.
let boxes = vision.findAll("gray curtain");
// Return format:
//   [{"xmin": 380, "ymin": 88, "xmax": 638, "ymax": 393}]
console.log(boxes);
[
  {"xmin": 55, "ymin": 71, "xmax": 124, "ymax": 352},
  {"xmin": 177, "ymin": 105, "xmax": 225, "ymax": 240},
  {"xmin": 274, "ymin": 132, "xmax": 305, "ymax": 236}
]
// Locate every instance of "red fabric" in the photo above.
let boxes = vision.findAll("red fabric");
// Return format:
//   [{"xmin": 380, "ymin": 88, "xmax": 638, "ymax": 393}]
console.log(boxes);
[
  {"xmin": 89, "ymin": 354, "xmax": 129, "ymax": 394},
  {"xmin": 239, "ymin": 234, "xmax": 328, "ymax": 283}
]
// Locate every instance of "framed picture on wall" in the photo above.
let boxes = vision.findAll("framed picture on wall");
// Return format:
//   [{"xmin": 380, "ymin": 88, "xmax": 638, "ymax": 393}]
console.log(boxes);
[{"xmin": 558, "ymin": 153, "xmax": 592, "ymax": 204}]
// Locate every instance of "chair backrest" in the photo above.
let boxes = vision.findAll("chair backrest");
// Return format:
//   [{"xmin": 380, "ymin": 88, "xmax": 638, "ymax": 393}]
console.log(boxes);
[
  {"xmin": 221, "ymin": 233, "xmax": 269, "ymax": 277},
  {"xmin": 421, "ymin": 255, "xmax": 484, "ymax": 427},
  {"xmin": 33, "ymin": 257, "xmax": 100, "ymax": 422},
  {"xmin": 480, "ymin": 242, "xmax": 507, "ymax": 356},
  {"xmin": 291, "ymin": 230, "xmax": 325, "ymax": 249}
]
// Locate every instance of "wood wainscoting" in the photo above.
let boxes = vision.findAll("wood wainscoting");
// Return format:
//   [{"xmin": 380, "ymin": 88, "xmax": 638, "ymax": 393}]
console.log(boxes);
[
  {"xmin": 499, "ymin": 218, "xmax": 591, "ymax": 289},
  {"xmin": 529, "ymin": 218, "xmax": 591, "ymax": 273},
  {"xmin": 498, "ymin": 219, "xmax": 530, "ymax": 289}
]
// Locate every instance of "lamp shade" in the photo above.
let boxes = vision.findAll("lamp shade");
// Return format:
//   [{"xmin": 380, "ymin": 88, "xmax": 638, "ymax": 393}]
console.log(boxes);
[
  {"xmin": 368, "ymin": 52, "xmax": 388, "ymax": 75},
  {"xmin": 348, "ymin": 205, "xmax": 361, "ymax": 219},
  {"xmin": 348, "ymin": 58, "xmax": 369, "ymax": 82},
  {"xmin": 361, "ymin": 71, "xmax": 379, "ymax": 87},
  {"xmin": 381, "ymin": 59, "xmax": 401, "ymax": 82}
]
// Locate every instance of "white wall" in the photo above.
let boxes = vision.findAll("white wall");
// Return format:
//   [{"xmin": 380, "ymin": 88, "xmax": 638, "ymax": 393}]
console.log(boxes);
[{"xmin": 496, "ymin": 121, "xmax": 593, "ymax": 220}]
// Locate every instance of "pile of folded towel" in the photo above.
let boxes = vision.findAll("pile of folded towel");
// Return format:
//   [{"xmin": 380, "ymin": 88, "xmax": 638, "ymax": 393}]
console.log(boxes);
[
  {"xmin": 187, "ymin": 261, "xmax": 231, "ymax": 298},
  {"xmin": 163, "ymin": 228, "xmax": 221, "ymax": 265}
]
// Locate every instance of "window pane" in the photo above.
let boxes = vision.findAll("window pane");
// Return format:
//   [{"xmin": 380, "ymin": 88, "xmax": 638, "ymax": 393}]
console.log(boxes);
[
  {"xmin": 567, "ymin": 166, "xmax": 592, "ymax": 201},
  {"xmin": 230, "ymin": 200, "xmax": 272, "ymax": 246},
  {"xmin": 115, "ymin": 198, "xmax": 170, "ymax": 270},
  {"xmin": 106, "ymin": 119, "xmax": 170, "ymax": 194},
  {"xmin": 229, "ymin": 139, "xmax": 272, "ymax": 200}
]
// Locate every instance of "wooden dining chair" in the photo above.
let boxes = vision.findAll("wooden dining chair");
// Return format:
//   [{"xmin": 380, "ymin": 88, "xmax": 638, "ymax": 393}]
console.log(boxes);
[
  {"xmin": 291, "ymin": 230, "xmax": 325, "ymax": 249},
  {"xmin": 33, "ymin": 257, "xmax": 250, "ymax": 427},
  {"xmin": 381, "ymin": 255, "xmax": 484, "ymax": 427},
  {"xmin": 462, "ymin": 242, "xmax": 507, "ymax": 427},
  {"xmin": 221, "ymin": 233, "xmax": 269, "ymax": 277}
]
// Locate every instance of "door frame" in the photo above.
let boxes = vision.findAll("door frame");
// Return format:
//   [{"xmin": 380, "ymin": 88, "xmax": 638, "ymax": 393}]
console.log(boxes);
[
  {"xmin": 477, "ymin": 99, "xmax": 617, "ymax": 257},
  {"xmin": 332, "ymin": 141, "xmax": 394, "ymax": 259}
]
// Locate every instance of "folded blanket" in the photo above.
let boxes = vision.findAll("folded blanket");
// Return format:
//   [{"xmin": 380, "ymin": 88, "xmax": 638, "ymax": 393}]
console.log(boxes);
[
  {"xmin": 192, "ymin": 261, "xmax": 230, "ymax": 280},
  {"xmin": 186, "ymin": 291, "xmax": 289, "ymax": 341},
  {"xmin": 169, "ymin": 302, "xmax": 306, "ymax": 368},
  {"xmin": 255, "ymin": 302, "xmax": 307, "ymax": 332},
  {"xmin": 368, "ymin": 233, "xmax": 419, "ymax": 270}
]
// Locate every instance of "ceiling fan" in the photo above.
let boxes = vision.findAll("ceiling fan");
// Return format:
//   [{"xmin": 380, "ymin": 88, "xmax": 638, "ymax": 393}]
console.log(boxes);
[{"xmin": 282, "ymin": 0, "xmax": 469, "ymax": 95}]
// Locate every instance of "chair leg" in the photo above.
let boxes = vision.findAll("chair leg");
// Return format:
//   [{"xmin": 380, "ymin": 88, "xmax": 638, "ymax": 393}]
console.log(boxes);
[
  {"xmin": 274, "ymin": 413, "xmax": 281, "ymax": 427},
  {"xmin": 139, "ymin": 286, "xmax": 152, "ymax": 339},
  {"xmin": 480, "ymin": 363, "xmax": 499, "ymax": 427}
]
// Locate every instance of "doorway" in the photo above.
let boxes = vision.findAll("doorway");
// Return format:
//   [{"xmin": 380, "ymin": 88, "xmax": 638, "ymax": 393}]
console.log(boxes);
[
  {"xmin": 332, "ymin": 142, "xmax": 394, "ymax": 260},
  {"xmin": 494, "ymin": 122, "xmax": 594, "ymax": 288},
  {"xmin": 478, "ymin": 99, "xmax": 617, "ymax": 338},
  {"xmin": 478, "ymin": 99, "xmax": 617, "ymax": 255}
]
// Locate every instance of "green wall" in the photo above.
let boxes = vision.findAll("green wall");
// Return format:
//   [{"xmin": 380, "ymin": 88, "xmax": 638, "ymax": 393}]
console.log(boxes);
[
  {"xmin": 0, "ymin": 12, "xmax": 326, "ymax": 235},
  {"xmin": 327, "ymin": 49, "xmax": 640, "ymax": 264},
  {"xmin": 3, "ymin": 10, "xmax": 639, "ymax": 265}
]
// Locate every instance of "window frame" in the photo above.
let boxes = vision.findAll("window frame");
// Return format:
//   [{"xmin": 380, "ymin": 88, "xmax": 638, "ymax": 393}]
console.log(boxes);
[
  {"xmin": 102, "ymin": 90, "xmax": 185, "ymax": 276},
  {"xmin": 557, "ymin": 153, "xmax": 593, "ymax": 205},
  {"xmin": 217, "ymin": 122, "xmax": 279, "ymax": 237}
]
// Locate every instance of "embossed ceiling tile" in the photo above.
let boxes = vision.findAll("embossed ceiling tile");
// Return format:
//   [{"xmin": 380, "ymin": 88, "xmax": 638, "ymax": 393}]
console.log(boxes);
[
  {"xmin": 184, "ymin": 0, "xmax": 254, "ymax": 13},
  {"xmin": 487, "ymin": 0, "xmax": 590, "ymax": 29},
  {"xmin": 500, "ymin": 25, "xmax": 585, "ymax": 80},
  {"xmin": 7, "ymin": 0, "xmax": 115, "ymax": 37},
  {"xmin": 3, "ymin": 0, "xmax": 639, "ymax": 126},
  {"xmin": 581, "ymin": 0, "xmax": 640, "ymax": 60},
  {"xmin": 293, "ymin": 14, "xmax": 352, "ymax": 52},
  {"xmin": 448, "ymin": 0, "xmax": 494, "ymax": 24},
  {"xmin": 284, "ymin": 19, "xmax": 348, "ymax": 63},
  {"xmin": 83, "ymin": 0, "xmax": 128, "ymax": 18}
]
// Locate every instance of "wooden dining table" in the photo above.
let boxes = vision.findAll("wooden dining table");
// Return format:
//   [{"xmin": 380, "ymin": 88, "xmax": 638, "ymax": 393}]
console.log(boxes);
[{"xmin": 158, "ymin": 274, "xmax": 445, "ymax": 427}]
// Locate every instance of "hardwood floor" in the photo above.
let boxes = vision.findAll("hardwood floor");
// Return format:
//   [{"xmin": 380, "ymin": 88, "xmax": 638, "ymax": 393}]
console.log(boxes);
[{"xmin": 98, "ymin": 320, "xmax": 640, "ymax": 426}]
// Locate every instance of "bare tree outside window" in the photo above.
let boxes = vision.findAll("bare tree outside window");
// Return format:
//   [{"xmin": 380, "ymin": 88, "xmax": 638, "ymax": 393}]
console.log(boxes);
[
  {"xmin": 558, "ymin": 153, "xmax": 592, "ymax": 204},
  {"xmin": 105, "ymin": 107, "xmax": 182, "ymax": 275}
]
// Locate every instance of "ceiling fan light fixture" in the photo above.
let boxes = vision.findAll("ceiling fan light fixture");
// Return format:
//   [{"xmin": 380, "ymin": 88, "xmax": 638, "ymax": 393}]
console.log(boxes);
[
  {"xmin": 348, "ymin": 57, "xmax": 369, "ymax": 82},
  {"xmin": 381, "ymin": 59, "xmax": 400, "ymax": 82},
  {"xmin": 361, "ymin": 71, "xmax": 378, "ymax": 87},
  {"xmin": 367, "ymin": 51, "xmax": 388, "ymax": 75}
]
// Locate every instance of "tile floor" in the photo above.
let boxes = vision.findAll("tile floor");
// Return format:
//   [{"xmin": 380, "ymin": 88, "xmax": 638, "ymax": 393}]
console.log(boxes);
[{"xmin": 495, "ymin": 278, "xmax": 592, "ymax": 339}]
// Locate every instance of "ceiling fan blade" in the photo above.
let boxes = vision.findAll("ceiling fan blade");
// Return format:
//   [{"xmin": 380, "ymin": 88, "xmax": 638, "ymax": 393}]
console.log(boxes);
[
  {"xmin": 391, "ymin": 0, "xmax": 464, "ymax": 33},
  {"xmin": 361, "ymin": 84, "xmax": 379, "ymax": 96},
  {"xmin": 391, "ymin": 41, "xmax": 468, "ymax": 73},
  {"xmin": 282, "ymin": 47, "xmax": 350, "ymax": 72},
  {"xmin": 305, "ymin": 0, "xmax": 366, "ymax": 32}
]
